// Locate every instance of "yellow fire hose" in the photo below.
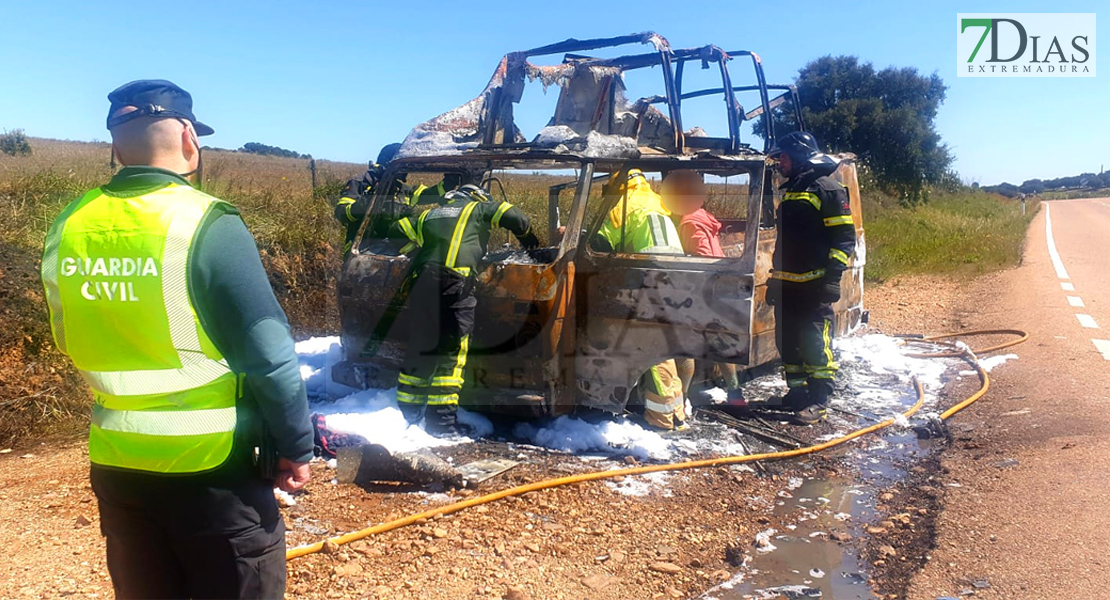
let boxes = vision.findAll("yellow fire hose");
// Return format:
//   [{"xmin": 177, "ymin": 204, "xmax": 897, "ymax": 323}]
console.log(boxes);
[{"xmin": 286, "ymin": 329, "xmax": 1026, "ymax": 561}]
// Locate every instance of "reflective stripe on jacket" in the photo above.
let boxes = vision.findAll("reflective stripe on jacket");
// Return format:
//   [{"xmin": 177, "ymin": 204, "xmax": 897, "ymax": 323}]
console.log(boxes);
[{"xmin": 41, "ymin": 184, "xmax": 238, "ymax": 473}]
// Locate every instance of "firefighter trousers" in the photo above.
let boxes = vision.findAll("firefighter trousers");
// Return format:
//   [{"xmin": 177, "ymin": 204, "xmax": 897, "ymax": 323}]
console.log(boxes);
[
  {"xmin": 640, "ymin": 359, "xmax": 687, "ymax": 430},
  {"xmin": 397, "ymin": 265, "xmax": 476, "ymax": 426},
  {"xmin": 774, "ymin": 281, "xmax": 837, "ymax": 404}
]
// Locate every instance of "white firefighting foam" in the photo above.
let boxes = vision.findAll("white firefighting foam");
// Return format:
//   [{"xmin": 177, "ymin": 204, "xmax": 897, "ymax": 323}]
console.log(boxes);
[{"xmin": 296, "ymin": 331, "xmax": 1016, "ymax": 458}]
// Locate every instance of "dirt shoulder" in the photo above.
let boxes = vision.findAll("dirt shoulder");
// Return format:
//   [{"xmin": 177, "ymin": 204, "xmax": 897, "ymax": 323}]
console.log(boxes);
[
  {"xmin": 0, "ymin": 435, "xmax": 814, "ymax": 600},
  {"xmin": 863, "ymin": 274, "xmax": 967, "ymax": 336}
]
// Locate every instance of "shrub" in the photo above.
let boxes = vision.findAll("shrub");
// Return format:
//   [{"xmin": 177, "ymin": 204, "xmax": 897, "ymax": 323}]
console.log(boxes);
[{"xmin": 0, "ymin": 129, "xmax": 32, "ymax": 156}]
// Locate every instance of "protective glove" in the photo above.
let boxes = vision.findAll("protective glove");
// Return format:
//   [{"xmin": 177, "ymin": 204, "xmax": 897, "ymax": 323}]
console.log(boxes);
[
  {"xmin": 818, "ymin": 275, "xmax": 842, "ymax": 304},
  {"xmin": 765, "ymin": 279, "xmax": 782, "ymax": 306},
  {"xmin": 518, "ymin": 232, "xmax": 541, "ymax": 250}
]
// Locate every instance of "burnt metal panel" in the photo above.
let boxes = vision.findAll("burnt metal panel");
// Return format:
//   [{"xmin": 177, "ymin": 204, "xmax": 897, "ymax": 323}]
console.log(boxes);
[{"xmin": 573, "ymin": 252, "xmax": 755, "ymax": 413}]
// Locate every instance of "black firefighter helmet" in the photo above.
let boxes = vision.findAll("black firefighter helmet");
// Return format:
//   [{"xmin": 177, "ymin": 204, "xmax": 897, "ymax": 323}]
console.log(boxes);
[
  {"xmin": 769, "ymin": 131, "xmax": 838, "ymax": 176},
  {"xmin": 768, "ymin": 131, "xmax": 820, "ymax": 162}
]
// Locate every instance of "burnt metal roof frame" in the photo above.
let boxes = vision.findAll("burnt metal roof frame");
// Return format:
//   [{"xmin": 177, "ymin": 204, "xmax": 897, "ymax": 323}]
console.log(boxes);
[
  {"xmin": 384, "ymin": 153, "xmax": 767, "ymax": 177},
  {"xmin": 518, "ymin": 32, "xmax": 670, "ymax": 59},
  {"xmin": 481, "ymin": 32, "xmax": 671, "ymax": 151},
  {"xmin": 724, "ymin": 51, "xmax": 775, "ymax": 152},
  {"xmin": 577, "ymin": 45, "xmax": 777, "ymax": 153},
  {"xmin": 400, "ymin": 34, "xmax": 791, "ymax": 160},
  {"xmin": 678, "ymin": 84, "xmax": 806, "ymax": 133}
]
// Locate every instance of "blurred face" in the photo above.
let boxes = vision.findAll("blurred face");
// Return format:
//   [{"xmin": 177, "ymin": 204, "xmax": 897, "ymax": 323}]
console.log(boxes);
[{"xmin": 662, "ymin": 171, "xmax": 706, "ymax": 216}]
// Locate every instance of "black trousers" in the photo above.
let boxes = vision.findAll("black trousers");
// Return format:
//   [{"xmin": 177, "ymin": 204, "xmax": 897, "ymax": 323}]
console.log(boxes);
[
  {"xmin": 397, "ymin": 265, "xmax": 477, "ymax": 415},
  {"xmin": 774, "ymin": 281, "xmax": 837, "ymax": 401},
  {"xmin": 90, "ymin": 461, "xmax": 286, "ymax": 600}
]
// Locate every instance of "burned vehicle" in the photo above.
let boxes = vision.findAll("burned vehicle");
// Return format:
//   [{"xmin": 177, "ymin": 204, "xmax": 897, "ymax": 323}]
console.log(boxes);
[{"xmin": 333, "ymin": 33, "xmax": 866, "ymax": 416}]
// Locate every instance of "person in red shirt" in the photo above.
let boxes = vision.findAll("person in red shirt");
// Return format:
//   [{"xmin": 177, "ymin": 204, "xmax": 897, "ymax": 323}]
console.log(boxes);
[
  {"xmin": 662, "ymin": 170, "xmax": 724, "ymax": 258},
  {"xmin": 661, "ymin": 170, "xmax": 742, "ymax": 403}
]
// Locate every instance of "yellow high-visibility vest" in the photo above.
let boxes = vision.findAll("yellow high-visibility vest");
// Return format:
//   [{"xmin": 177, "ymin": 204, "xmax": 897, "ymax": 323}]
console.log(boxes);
[{"xmin": 41, "ymin": 183, "xmax": 239, "ymax": 473}]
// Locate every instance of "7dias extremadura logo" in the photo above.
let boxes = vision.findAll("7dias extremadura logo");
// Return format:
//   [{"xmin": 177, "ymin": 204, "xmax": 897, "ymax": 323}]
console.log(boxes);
[{"xmin": 957, "ymin": 13, "xmax": 1095, "ymax": 77}]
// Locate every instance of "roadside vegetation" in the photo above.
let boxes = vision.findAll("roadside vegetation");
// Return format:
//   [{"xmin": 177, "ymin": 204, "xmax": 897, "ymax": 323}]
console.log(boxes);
[
  {"xmin": 982, "ymin": 170, "xmax": 1110, "ymax": 198},
  {"xmin": 1039, "ymin": 188, "xmax": 1110, "ymax": 200},
  {"xmin": 861, "ymin": 183, "xmax": 1038, "ymax": 282},
  {"xmin": 0, "ymin": 129, "xmax": 33, "ymax": 156}
]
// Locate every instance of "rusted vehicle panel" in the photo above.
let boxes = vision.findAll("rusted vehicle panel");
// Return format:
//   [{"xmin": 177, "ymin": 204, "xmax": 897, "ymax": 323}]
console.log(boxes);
[{"xmin": 333, "ymin": 33, "xmax": 866, "ymax": 416}]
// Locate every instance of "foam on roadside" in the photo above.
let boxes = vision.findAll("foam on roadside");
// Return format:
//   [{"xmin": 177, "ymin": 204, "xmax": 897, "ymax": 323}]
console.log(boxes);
[
  {"xmin": 295, "ymin": 337, "xmax": 671, "ymax": 458},
  {"xmin": 832, "ymin": 334, "xmax": 954, "ymax": 415},
  {"xmin": 295, "ymin": 336, "xmax": 359, "ymax": 401},
  {"xmin": 512, "ymin": 416, "xmax": 673, "ymax": 460},
  {"xmin": 296, "ymin": 330, "xmax": 1012, "ymax": 459},
  {"xmin": 977, "ymin": 353, "xmax": 1018, "ymax": 372},
  {"xmin": 605, "ymin": 471, "xmax": 671, "ymax": 497},
  {"xmin": 313, "ymin": 388, "xmax": 457, "ymax": 453}
]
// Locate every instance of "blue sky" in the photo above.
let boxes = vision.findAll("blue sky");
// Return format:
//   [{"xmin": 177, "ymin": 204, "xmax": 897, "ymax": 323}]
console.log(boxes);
[{"xmin": 0, "ymin": 1, "xmax": 1103, "ymax": 185}]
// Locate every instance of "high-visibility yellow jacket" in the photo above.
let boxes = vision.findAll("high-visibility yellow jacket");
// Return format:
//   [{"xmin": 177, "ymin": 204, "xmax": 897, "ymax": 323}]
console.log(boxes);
[
  {"xmin": 597, "ymin": 170, "xmax": 684, "ymax": 254},
  {"xmin": 41, "ymin": 178, "xmax": 241, "ymax": 473}
]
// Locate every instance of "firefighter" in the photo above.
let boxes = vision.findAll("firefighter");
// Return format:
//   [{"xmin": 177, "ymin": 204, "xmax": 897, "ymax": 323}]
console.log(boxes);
[
  {"xmin": 335, "ymin": 145, "xmax": 463, "ymax": 255},
  {"xmin": 594, "ymin": 169, "xmax": 689, "ymax": 430},
  {"xmin": 765, "ymin": 132, "xmax": 856, "ymax": 425},
  {"xmin": 391, "ymin": 184, "xmax": 540, "ymax": 434},
  {"xmin": 335, "ymin": 143, "xmax": 401, "ymax": 255},
  {"xmin": 40, "ymin": 80, "xmax": 313, "ymax": 598}
]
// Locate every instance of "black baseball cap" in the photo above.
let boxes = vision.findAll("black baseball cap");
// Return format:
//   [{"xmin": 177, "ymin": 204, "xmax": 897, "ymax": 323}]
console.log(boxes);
[{"xmin": 106, "ymin": 79, "xmax": 214, "ymax": 136}]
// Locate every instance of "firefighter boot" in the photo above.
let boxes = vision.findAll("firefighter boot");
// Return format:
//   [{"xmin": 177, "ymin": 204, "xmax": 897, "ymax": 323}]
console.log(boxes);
[
  {"xmin": 781, "ymin": 386, "xmax": 810, "ymax": 411},
  {"xmin": 426, "ymin": 404, "xmax": 460, "ymax": 437},
  {"xmin": 399, "ymin": 402, "xmax": 425, "ymax": 426},
  {"xmin": 794, "ymin": 380, "xmax": 831, "ymax": 426}
]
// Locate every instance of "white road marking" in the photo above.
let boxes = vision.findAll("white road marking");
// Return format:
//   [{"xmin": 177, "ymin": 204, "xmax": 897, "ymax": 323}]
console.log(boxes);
[
  {"xmin": 1094, "ymin": 339, "xmax": 1110, "ymax": 360},
  {"xmin": 1062, "ymin": 282, "xmax": 1076, "ymax": 291},
  {"xmin": 1067, "ymin": 296, "xmax": 1085, "ymax": 307},
  {"xmin": 1076, "ymin": 314, "xmax": 1100, "ymax": 329},
  {"xmin": 1044, "ymin": 204, "xmax": 1071, "ymax": 280}
]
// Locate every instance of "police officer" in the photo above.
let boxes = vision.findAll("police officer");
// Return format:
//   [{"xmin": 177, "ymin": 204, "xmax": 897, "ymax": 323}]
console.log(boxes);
[
  {"xmin": 765, "ymin": 132, "xmax": 856, "ymax": 425},
  {"xmin": 392, "ymin": 185, "xmax": 539, "ymax": 434},
  {"xmin": 41, "ymin": 80, "xmax": 314, "ymax": 598}
]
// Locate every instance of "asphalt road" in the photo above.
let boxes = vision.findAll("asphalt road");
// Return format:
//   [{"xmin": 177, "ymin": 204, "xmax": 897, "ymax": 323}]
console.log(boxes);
[{"xmin": 909, "ymin": 198, "xmax": 1110, "ymax": 598}]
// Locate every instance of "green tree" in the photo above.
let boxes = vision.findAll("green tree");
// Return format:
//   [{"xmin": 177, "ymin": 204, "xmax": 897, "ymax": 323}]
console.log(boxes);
[
  {"xmin": 239, "ymin": 142, "xmax": 311, "ymax": 159},
  {"xmin": 756, "ymin": 56, "xmax": 952, "ymax": 204},
  {"xmin": 0, "ymin": 129, "xmax": 32, "ymax": 156}
]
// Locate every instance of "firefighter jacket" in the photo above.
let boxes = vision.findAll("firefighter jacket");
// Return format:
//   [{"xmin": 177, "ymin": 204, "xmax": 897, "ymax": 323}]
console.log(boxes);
[
  {"xmin": 394, "ymin": 197, "xmax": 532, "ymax": 276},
  {"xmin": 772, "ymin": 167, "xmax": 856, "ymax": 284}
]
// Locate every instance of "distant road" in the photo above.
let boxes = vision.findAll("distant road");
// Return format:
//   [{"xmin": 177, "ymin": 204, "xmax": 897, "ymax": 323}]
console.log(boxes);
[{"xmin": 910, "ymin": 198, "xmax": 1110, "ymax": 598}]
